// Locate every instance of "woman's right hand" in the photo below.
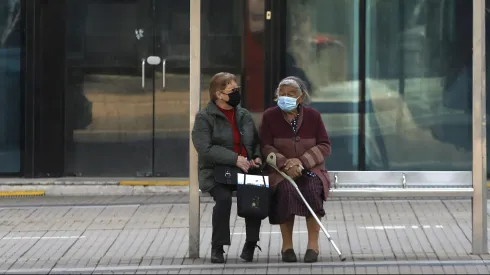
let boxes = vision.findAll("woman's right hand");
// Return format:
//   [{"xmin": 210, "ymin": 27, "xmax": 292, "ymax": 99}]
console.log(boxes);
[
  {"xmin": 236, "ymin": 156, "xmax": 251, "ymax": 172},
  {"xmin": 284, "ymin": 165, "xmax": 302, "ymax": 179}
]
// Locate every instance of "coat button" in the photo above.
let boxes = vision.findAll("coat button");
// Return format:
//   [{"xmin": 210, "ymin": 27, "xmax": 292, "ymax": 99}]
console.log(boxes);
[{"xmin": 295, "ymin": 136, "xmax": 300, "ymax": 142}]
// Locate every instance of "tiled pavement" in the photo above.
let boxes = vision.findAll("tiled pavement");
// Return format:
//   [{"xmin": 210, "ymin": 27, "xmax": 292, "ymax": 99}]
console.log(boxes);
[{"xmin": 1, "ymin": 196, "xmax": 490, "ymax": 274}]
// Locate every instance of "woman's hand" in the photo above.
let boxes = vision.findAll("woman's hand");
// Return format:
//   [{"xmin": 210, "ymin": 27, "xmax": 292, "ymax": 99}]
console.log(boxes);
[
  {"xmin": 236, "ymin": 156, "xmax": 251, "ymax": 172},
  {"xmin": 284, "ymin": 158, "xmax": 303, "ymax": 171},
  {"xmin": 284, "ymin": 165, "xmax": 302, "ymax": 179},
  {"xmin": 249, "ymin": 157, "xmax": 262, "ymax": 168},
  {"xmin": 283, "ymin": 158, "xmax": 303, "ymax": 179}
]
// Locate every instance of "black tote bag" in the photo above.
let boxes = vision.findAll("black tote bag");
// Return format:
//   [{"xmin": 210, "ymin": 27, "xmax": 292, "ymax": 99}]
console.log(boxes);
[{"xmin": 236, "ymin": 173, "xmax": 271, "ymax": 220}]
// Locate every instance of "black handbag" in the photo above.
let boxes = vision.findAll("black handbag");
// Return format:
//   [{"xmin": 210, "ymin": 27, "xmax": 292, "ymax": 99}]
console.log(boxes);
[
  {"xmin": 236, "ymin": 173, "xmax": 271, "ymax": 220},
  {"xmin": 214, "ymin": 165, "xmax": 241, "ymax": 185}
]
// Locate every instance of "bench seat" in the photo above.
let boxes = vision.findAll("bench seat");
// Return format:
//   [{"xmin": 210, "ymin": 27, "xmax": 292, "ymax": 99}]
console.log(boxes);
[{"xmin": 198, "ymin": 171, "xmax": 473, "ymax": 198}]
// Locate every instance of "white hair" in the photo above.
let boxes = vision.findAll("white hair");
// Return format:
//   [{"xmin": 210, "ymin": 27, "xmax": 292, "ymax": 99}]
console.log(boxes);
[{"xmin": 275, "ymin": 76, "xmax": 311, "ymax": 104}]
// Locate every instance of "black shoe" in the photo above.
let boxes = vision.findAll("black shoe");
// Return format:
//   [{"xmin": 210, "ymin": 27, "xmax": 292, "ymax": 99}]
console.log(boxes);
[
  {"xmin": 281, "ymin": 248, "xmax": 298, "ymax": 262},
  {"xmin": 304, "ymin": 249, "xmax": 319, "ymax": 263},
  {"xmin": 240, "ymin": 241, "xmax": 262, "ymax": 262},
  {"xmin": 211, "ymin": 246, "xmax": 225, "ymax": 264}
]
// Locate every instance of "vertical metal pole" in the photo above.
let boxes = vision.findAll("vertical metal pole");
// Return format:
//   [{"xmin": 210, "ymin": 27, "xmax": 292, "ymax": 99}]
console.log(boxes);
[
  {"xmin": 189, "ymin": 0, "xmax": 201, "ymax": 259},
  {"xmin": 472, "ymin": 0, "xmax": 487, "ymax": 255}
]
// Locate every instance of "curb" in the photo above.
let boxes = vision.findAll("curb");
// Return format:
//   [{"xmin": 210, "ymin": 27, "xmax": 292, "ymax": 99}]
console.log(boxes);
[
  {"xmin": 120, "ymin": 180, "xmax": 189, "ymax": 186},
  {"xmin": 0, "ymin": 190, "xmax": 45, "ymax": 197},
  {"xmin": 0, "ymin": 185, "xmax": 189, "ymax": 196},
  {"xmin": 0, "ymin": 179, "xmax": 190, "ymax": 196},
  {"xmin": 0, "ymin": 179, "xmax": 489, "ymax": 197}
]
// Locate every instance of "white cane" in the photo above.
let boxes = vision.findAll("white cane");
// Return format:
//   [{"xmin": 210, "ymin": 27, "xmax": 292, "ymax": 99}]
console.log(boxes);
[{"xmin": 266, "ymin": 153, "xmax": 347, "ymax": 261}]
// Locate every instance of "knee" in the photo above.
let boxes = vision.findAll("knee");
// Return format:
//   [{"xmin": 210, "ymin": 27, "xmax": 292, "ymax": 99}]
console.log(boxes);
[{"xmin": 215, "ymin": 195, "xmax": 232, "ymax": 210}]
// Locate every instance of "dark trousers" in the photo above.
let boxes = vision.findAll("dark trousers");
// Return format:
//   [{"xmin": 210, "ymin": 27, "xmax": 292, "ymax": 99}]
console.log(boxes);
[{"xmin": 209, "ymin": 183, "xmax": 262, "ymax": 246}]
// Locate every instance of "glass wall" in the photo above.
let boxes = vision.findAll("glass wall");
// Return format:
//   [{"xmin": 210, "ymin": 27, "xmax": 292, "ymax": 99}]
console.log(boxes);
[
  {"xmin": 285, "ymin": 0, "xmax": 473, "ymax": 172},
  {"xmin": 365, "ymin": 0, "xmax": 472, "ymax": 171},
  {"xmin": 64, "ymin": 0, "xmax": 243, "ymax": 177},
  {"xmin": 243, "ymin": 0, "xmax": 266, "ymax": 113},
  {"xmin": 0, "ymin": 0, "xmax": 21, "ymax": 173},
  {"xmin": 285, "ymin": 0, "xmax": 360, "ymax": 171},
  {"xmin": 64, "ymin": 0, "xmax": 156, "ymax": 177}
]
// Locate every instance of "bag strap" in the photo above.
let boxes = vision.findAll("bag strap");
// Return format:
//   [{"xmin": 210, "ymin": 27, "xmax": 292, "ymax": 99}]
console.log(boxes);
[
  {"xmin": 234, "ymin": 109, "xmax": 250, "ymax": 159},
  {"xmin": 260, "ymin": 174, "xmax": 267, "ymax": 187},
  {"xmin": 239, "ymin": 133, "xmax": 246, "ymax": 157}
]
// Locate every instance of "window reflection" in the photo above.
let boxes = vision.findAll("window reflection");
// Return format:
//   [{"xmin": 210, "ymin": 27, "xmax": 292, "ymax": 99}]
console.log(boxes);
[
  {"xmin": 0, "ymin": 0, "xmax": 21, "ymax": 173},
  {"xmin": 365, "ymin": 0, "xmax": 472, "ymax": 171},
  {"xmin": 243, "ymin": 0, "xmax": 265, "ymax": 113},
  {"xmin": 285, "ymin": 0, "xmax": 473, "ymax": 171},
  {"xmin": 286, "ymin": 0, "xmax": 360, "ymax": 171}
]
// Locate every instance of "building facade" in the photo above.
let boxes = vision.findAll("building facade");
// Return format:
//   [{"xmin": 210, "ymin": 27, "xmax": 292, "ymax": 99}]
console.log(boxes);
[{"xmin": 0, "ymin": 0, "xmax": 484, "ymax": 179}]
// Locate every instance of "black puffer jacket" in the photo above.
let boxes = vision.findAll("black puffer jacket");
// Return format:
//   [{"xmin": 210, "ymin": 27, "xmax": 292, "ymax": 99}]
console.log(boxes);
[{"xmin": 191, "ymin": 102, "xmax": 261, "ymax": 192}]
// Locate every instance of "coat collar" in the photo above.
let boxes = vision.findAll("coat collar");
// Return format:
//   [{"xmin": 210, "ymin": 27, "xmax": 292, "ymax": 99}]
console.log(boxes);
[
  {"xmin": 205, "ymin": 101, "xmax": 246, "ymax": 121},
  {"xmin": 278, "ymin": 104, "xmax": 304, "ymax": 131}
]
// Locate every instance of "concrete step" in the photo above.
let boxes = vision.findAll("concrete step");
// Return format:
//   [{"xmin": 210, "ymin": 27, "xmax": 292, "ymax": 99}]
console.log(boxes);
[{"xmin": 0, "ymin": 178, "xmax": 188, "ymax": 196}]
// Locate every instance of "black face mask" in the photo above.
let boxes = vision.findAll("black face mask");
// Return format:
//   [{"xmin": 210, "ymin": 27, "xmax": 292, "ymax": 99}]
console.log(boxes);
[{"xmin": 225, "ymin": 88, "xmax": 241, "ymax": 107}]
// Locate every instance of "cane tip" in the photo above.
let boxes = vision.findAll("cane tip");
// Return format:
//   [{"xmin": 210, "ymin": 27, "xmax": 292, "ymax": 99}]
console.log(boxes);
[{"xmin": 340, "ymin": 256, "xmax": 347, "ymax": 261}]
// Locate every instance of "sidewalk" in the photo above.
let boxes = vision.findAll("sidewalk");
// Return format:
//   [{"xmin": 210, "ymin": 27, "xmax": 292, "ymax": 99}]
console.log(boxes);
[{"xmin": 0, "ymin": 197, "xmax": 489, "ymax": 274}]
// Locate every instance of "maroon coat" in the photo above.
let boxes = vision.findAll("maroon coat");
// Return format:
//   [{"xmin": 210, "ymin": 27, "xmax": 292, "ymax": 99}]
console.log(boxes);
[{"xmin": 259, "ymin": 105, "xmax": 332, "ymax": 199}]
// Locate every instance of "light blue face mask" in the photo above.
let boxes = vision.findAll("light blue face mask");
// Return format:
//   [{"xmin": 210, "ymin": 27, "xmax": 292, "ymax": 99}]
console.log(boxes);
[{"xmin": 277, "ymin": 96, "xmax": 299, "ymax": 112}]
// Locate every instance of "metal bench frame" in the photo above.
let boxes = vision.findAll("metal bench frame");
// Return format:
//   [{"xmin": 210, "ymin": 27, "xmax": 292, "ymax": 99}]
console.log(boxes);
[
  {"xmin": 199, "ymin": 171, "xmax": 474, "ymax": 198},
  {"xmin": 188, "ymin": 0, "xmax": 488, "ymax": 259}
]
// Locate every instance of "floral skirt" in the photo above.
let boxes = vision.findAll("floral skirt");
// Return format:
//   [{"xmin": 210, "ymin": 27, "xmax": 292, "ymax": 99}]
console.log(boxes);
[{"xmin": 268, "ymin": 175, "xmax": 325, "ymax": 225}]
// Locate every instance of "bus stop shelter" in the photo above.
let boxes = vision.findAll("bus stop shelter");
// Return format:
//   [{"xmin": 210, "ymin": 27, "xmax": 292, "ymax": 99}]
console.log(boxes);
[{"xmin": 187, "ymin": 0, "xmax": 488, "ymax": 259}]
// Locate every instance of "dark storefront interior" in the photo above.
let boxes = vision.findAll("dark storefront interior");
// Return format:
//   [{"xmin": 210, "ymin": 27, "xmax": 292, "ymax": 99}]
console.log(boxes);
[
  {"xmin": 0, "ymin": 0, "xmax": 486, "ymax": 178},
  {"xmin": 0, "ymin": 0, "xmax": 21, "ymax": 174}
]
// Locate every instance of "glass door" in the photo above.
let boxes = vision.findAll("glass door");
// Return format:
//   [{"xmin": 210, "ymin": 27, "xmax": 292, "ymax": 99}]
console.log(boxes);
[
  {"xmin": 152, "ymin": 0, "xmax": 243, "ymax": 178},
  {"xmin": 152, "ymin": 0, "xmax": 191, "ymax": 177},
  {"xmin": 64, "ymin": 0, "xmax": 189, "ymax": 177}
]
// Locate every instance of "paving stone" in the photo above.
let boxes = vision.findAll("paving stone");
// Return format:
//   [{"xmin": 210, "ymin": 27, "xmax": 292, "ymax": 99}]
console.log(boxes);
[{"xmin": 0, "ymin": 197, "xmax": 488, "ymax": 274}]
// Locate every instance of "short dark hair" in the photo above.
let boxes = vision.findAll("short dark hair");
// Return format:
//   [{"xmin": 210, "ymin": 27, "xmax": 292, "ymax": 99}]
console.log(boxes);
[{"xmin": 209, "ymin": 72, "xmax": 237, "ymax": 101}]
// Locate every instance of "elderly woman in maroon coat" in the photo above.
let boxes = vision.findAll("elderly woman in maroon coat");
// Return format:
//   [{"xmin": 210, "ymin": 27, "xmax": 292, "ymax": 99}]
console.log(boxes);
[{"xmin": 259, "ymin": 76, "xmax": 331, "ymax": 263}]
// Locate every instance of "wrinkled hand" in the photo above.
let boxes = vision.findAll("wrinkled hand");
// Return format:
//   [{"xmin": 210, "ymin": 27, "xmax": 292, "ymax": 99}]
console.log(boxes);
[
  {"xmin": 284, "ymin": 165, "xmax": 302, "ymax": 179},
  {"xmin": 284, "ymin": 158, "xmax": 303, "ymax": 171},
  {"xmin": 236, "ymin": 156, "xmax": 251, "ymax": 172},
  {"xmin": 249, "ymin": 158, "xmax": 262, "ymax": 168},
  {"xmin": 283, "ymin": 158, "xmax": 303, "ymax": 179}
]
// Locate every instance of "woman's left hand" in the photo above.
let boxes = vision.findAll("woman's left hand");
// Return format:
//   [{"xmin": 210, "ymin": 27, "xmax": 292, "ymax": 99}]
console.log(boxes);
[{"xmin": 284, "ymin": 158, "xmax": 303, "ymax": 171}]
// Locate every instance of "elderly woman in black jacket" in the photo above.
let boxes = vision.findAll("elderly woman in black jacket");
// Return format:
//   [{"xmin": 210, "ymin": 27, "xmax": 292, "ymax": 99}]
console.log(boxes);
[{"xmin": 191, "ymin": 72, "xmax": 263, "ymax": 264}]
